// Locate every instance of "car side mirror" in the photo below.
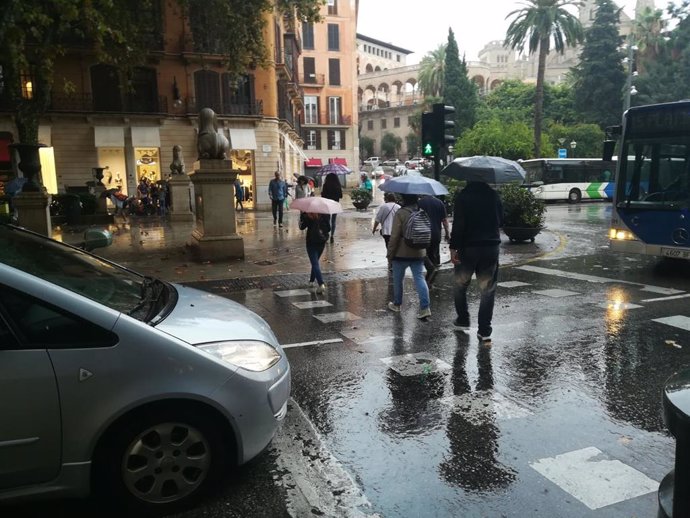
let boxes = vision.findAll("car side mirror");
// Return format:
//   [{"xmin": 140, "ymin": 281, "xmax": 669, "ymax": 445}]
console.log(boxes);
[{"xmin": 81, "ymin": 228, "xmax": 112, "ymax": 251}]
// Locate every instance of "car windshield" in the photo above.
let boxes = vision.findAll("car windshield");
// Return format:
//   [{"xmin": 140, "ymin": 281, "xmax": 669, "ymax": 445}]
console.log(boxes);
[{"xmin": 0, "ymin": 226, "xmax": 169, "ymax": 321}]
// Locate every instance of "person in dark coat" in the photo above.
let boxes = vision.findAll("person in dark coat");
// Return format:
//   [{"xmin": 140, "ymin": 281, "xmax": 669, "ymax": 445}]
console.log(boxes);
[
  {"xmin": 449, "ymin": 182, "xmax": 504, "ymax": 342},
  {"xmin": 299, "ymin": 212, "xmax": 331, "ymax": 293},
  {"xmin": 320, "ymin": 172, "xmax": 342, "ymax": 243}
]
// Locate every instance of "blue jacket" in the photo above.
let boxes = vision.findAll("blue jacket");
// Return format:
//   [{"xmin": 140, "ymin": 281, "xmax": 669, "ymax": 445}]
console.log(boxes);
[{"xmin": 268, "ymin": 178, "xmax": 287, "ymax": 201}]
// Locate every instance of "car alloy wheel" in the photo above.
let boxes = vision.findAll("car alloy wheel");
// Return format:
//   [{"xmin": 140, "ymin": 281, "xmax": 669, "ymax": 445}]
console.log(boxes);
[{"xmin": 122, "ymin": 422, "xmax": 211, "ymax": 504}]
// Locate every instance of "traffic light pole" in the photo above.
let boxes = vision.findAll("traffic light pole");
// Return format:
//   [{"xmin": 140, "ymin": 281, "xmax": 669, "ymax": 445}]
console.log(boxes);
[{"xmin": 433, "ymin": 154, "xmax": 441, "ymax": 181}]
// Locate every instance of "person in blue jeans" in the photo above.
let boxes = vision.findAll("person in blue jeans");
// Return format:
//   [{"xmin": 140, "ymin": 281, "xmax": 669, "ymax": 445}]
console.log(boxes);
[
  {"xmin": 386, "ymin": 193, "xmax": 431, "ymax": 320},
  {"xmin": 449, "ymin": 181, "xmax": 504, "ymax": 342},
  {"xmin": 299, "ymin": 212, "xmax": 331, "ymax": 293},
  {"xmin": 268, "ymin": 171, "xmax": 288, "ymax": 227},
  {"xmin": 320, "ymin": 172, "xmax": 342, "ymax": 243}
]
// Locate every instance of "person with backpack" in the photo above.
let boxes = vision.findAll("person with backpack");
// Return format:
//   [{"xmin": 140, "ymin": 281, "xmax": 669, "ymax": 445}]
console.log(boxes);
[
  {"xmin": 299, "ymin": 211, "xmax": 331, "ymax": 294},
  {"xmin": 418, "ymin": 194, "xmax": 450, "ymax": 285},
  {"xmin": 386, "ymin": 193, "xmax": 431, "ymax": 320},
  {"xmin": 372, "ymin": 192, "xmax": 400, "ymax": 268},
  {"xmin": 449, "ymin": 181, "xmax": 504, "ymax": 342}
]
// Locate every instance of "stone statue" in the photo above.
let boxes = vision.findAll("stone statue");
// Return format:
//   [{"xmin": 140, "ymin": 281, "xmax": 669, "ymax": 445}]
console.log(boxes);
[
  {"xmin": 197, "ymin": 108, "xmax": 230, "ymax": 159},
  {"xmin": 170, "ymin": 145, "xmax": 186, "ymax": 175}
]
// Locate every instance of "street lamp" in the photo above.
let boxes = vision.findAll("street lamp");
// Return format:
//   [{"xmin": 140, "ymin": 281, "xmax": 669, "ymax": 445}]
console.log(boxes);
[
  {"xmin": 570, "ymin": 140, "xmax": 577, "ymax": 158},
  {"xmin": 623, "ymin": 42, "xmax": 638, "ymax": 112}
]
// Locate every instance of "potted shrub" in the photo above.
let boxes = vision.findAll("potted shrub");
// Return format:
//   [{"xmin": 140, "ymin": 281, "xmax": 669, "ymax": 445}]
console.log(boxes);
[
  {"xmin": 350, "ymin": 187, "xmax": 372, "ymax": 210},
  {"xmin": 500, "ymin": 183, "xmax": 546, "ymax": 243}
]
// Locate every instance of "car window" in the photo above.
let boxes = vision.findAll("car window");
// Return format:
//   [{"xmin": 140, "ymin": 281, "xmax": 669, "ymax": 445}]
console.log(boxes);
[
  {"xmin": 0, "ymin": 287, "xmax": 118, "ymax": 349},
  {"xmin": 0, "ymin": 226, "xmax": 142, "ymax": 314},
  {"xmin": 0, "ymin": 312, "xmax": 19, "ymax": 350}
]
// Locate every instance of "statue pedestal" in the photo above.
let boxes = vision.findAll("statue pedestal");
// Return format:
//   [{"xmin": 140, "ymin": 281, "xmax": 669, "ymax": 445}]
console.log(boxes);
[
  {"xmin": 93, "ymin": 185, "xmax": 108, "ymax": 215},
  {"xmin": 169, "ymin": 176, "xmax": 194, "ymax": 222},
  {"xmin": 15, "ymin": 191, "xmax": 52, "ymax": 238},
  {"xmin": 188, "ymin": 159, "xmax": 244, "ymax": 261}
]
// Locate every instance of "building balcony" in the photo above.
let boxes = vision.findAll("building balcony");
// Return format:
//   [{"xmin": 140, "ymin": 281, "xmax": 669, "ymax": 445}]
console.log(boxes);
[
  {"xmin": 47, "ymin": 93, "xmax": 168, "ymax": 114},
  {"xmin": 185, "ymin": 98, "xmax": 263, "ymax": 117},
  {"xmin": 300, "ymin": 73, "xmax": 326, "ymax": 87},
  {"xmin": 303, "ymin": 113, "xmax": 352, "ymax": 127}
]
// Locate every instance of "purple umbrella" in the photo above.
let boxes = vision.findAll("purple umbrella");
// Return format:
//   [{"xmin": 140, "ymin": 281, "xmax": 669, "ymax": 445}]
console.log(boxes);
[{"xmin": 314, "ymin": 163, "xmax": 352, "ymax": 176}]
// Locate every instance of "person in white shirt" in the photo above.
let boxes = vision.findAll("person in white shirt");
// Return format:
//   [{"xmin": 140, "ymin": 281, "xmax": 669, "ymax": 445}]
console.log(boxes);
[{"xmin": 372, "ymin": 192, "xmax": 401, "ymax": 268}]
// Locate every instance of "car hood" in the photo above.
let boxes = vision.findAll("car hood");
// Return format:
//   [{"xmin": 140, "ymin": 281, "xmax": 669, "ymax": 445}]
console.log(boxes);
[{"xmin": 156, "ymin": 284, "xmax": 279, "ymax": 346}]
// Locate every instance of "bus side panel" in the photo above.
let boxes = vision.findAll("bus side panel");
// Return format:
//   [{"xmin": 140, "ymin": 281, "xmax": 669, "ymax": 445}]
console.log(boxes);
[{"xmin": 618, "ymin": 208, "xmax": 690, "ymax": 247}]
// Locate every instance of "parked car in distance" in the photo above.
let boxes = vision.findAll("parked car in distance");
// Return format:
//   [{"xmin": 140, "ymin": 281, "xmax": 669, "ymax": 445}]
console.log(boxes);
[
  {"xmin": 0, "ymin": 225, "xmax": 290, "ymax": 515},
  {"xmin": 370, "ymin": 166, "xmax": 386, "ymax": 178},
  {"xmin": 402, "ymin": 169, "xmax": 423, "ymax": 177},
  {"xmin": 404, "ymin": 158, "xmax": 423, "ymax": 169},
  {"xmin": 382, "ymin": 158, "xmax": 400, "ymax": 167},
  {"xmin": 363, "ymin": 156, "xmax": 380, "ymax": 168}
]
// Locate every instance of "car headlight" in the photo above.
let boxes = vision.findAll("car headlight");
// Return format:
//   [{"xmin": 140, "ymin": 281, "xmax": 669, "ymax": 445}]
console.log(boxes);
[
  {"xmin": 609, "ymin": 228, "xmax": 637, "ymax": 241},
  {"xmin": 199, "ymin": 341, "xmax": 281, "ymax": 372}
]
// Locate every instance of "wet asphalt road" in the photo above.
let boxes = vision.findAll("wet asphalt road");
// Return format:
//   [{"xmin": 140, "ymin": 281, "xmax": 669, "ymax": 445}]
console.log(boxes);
[{"xmin": 7, "ymin": 202, "xmax": 690, "ymax": 518}]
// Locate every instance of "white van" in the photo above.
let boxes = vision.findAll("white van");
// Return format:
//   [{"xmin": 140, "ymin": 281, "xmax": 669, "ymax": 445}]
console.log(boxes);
[{"xmin": 363, "ymin": 157, "xmax": 380, "ymax": 167}]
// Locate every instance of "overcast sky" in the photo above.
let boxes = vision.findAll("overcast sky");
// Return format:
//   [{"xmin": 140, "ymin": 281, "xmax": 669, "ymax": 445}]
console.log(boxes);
[{"xmin": 357, "ymin": 0, "xmax": 654, "ymax": 63}]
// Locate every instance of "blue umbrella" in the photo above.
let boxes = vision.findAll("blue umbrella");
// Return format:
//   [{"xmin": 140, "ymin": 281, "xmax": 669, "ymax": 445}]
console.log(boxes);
[
  {"xmin": 379, "ymin": 175, "xmax": 448, "ymax": 196},
  {"xmin": 315, "ymin": 163, "xmax": 351, "ymax": 176}
]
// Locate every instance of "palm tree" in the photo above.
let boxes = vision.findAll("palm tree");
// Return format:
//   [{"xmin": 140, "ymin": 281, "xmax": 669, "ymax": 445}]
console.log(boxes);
[
  {"xmin": 633, "ymin": 6, "xmax": 667, "ymax": 73},
  {"xmin": 418, "ymin": 44, "xmax": 446, "ymax": 97},
  {"xmin": 505, "ymin": 0, "xmax": 583, "ymax": 157}
]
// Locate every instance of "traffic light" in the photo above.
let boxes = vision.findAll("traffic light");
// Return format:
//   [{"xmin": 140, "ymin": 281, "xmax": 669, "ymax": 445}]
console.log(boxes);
[
  {"xmin": 432, "ymin": 103, "xmax": 456, "ymax": 149},
  {"xmin": 421, "ymin": 112, "xmax": 435, "ymax": 157}
]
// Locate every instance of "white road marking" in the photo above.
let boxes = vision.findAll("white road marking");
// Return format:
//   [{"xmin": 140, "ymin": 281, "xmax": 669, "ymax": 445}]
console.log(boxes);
[
  {"xmin": 498, "ymin": 281, "xmax": 532, "ymax": 288},
  {"xmin": 642, "ymin": 293, "xmax": 690, "ymax": 303},
  {"xmin": 517, "ymin": 265, "xmax": 684, "ymax": 295},
  {"xmin": 271, "ymin": 399, "xmax": 380, "ymax": 517},
  {"xmin": 292, "ymin": 300, "xmax": 333, "ymax": 309},
  {"xmin": 653, "ymin": 315, "xmax": 690, "ymax": 331},
  {"xmin": 440, "ymin": 391, "xmax": 533, "ymax": 424},
  {"xmin": 380, "ymin": 353, "xmax": 451, "ymax": 376},
  {"xmin": 530, "ymin": 446, "xmax": 658, "ymax": 510},
  {"xmin": 282, "ymin": 338, "xmax": 344, "ymax": 349},
  {"xmin": 274, "ymin": 289, "xmax": 312, "ymax": 297},
  {"xmin": 314, "ymin": 311, "xmax": 362, "ymax": 323},
  {"xmin": 533, "ymin": 288, "xmax": 581, "ymax": 298},
  {"xmin": 599, "ymin": 302, "xmax": 643, "ymax": 310}
]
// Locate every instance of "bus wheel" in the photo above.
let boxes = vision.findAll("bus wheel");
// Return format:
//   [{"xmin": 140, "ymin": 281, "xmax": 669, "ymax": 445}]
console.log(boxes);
[{"xmin": 568, "ymin": 189, "xmax": 582, "ymax": 204}]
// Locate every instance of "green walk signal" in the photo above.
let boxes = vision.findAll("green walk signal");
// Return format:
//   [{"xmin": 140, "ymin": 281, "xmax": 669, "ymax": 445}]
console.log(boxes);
[{"xmin": 423, "ymin": 143, "xmax": 433, "ymax": 156}]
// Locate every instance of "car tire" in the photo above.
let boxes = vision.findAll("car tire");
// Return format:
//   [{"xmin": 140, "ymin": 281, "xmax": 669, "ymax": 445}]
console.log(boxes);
[
  {"xmin": 568, "ymin": 189, "xmax": 582, "ymax": 204},
  {"xmin": 94, "ymin": 408, "xmax": 227, "ymax": 515}
]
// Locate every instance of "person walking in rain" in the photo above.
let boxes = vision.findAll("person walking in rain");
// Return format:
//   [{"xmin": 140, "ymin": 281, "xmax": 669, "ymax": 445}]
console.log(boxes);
[
  {"xmin": 449, "ymin": 181, "xmax": 503, "ymax": 342},
  {"xmin": 234, "ymin": 178, "xmax": 244, "ymax": 211},
  {"xmin": 299, "ymin": 211, "xmax": 331, "ymax": 294},
  {"xmin": 372, "ymin": 192, "xmax": 400, "ymax": 267},
  {"xmin": 268, "ymin": 171, "xmax": 288, "ymax": 227},
  {"xmin": 386, "ymin": 193, "xmax": 431, "ymax": 320},
  {"xmin": 418, "ymin": 194, "xmax": 450, "ymax": 285},
  {"xmin": 320, "ymin": 172, "xmax": 343, "ymax": 243},
  {"xmin": 295, "ymin": 176, "xmax": 310, "ymax": 199}
]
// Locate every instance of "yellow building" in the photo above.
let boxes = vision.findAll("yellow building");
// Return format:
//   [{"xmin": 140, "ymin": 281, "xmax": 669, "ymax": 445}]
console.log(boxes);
[
  {"xmin": 300, "ymin": 0, "xmax": 359, "ymax": 177},
  {"xmin": 0, "ymin": 2, "xmax": 305, "ymax": 211}
]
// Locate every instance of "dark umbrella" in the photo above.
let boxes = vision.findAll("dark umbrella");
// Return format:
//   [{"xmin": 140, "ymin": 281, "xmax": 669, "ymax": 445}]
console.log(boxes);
[
  {"xmin": 442, "ymin": 156, "xmax": 526, "ymax": 184},
  {"xmin": 314, "ymin": 163, "xmax": 352, "ymax": 176},
  {"xmin": 379, "ymin": 175, "xmax": 448, "ymax": 196}
]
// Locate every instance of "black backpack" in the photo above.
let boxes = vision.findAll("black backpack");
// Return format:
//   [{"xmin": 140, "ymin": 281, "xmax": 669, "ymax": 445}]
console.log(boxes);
[{"xmin": 403, "ymin": 208, "xmax": 432, "ymax": 249}]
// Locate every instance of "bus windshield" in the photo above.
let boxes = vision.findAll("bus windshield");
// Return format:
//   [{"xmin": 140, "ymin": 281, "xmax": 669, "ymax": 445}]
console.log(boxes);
[{"xmin": 619, "ymin": 138, "xmax": 690, "ymax": 208}]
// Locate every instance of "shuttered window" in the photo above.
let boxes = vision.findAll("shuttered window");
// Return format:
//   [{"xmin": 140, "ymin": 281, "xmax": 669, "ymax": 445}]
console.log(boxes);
[
  {"xmin": 302, "ymin": 23, "xmax": 314, "ymax": 50},
  {"xmin": 303, "ymin": 57, "xmax": 316, "ymax": 84},
  {"xmin": 328, "ymin": 59, "xmax": 340, "ymax": 86},
  {"xmin": 327, "ymin": 24, "xmax": 340, "ymax": 51}
]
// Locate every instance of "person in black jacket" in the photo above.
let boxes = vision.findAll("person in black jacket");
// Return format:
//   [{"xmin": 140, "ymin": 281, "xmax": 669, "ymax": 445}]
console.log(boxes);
[
  {"xmin": 320, "ymin": 173, "xmax": 342, "ymax": 243},
  {"xmin": 449, "ymin": 182, "xmax": 504, "ymax": 342},
  {"xmin": 299, "ymin": 212, "xmax": 331, "ymax": 293}
]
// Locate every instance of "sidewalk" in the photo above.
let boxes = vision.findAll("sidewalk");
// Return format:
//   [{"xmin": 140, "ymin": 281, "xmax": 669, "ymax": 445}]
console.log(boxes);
[{"xmin": 53, "ymin": 200, "xmax": 561, "ymax": 285}]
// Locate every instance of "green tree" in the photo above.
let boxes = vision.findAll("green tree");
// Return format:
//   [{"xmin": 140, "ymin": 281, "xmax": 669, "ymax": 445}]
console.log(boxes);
[
  {"xmin": 633, "ymin": 5, "xmax": 667, "ymax": 72},
  {"xmin": 381, "ymin": 132, "xmax": 403, "ymax": 158},
  {"xmin": 359, "ymin": 135, "xmax": 375, "ymax": 160},
  {"xmin": 443, "ymin": 29, "xmax": 478, "ymax": 136},
  {"xmin": 454, "ymin": 118, "xmax": 539, "ymax": 160},
  {"xmin": 406, "ymin": 132, "xmax": 420, "ymax": 158},
  {"xmin": 505, "ymin": 0, "xmax": 583, "ymax": 157},
  {"xmin": 418, "ymin": 44, "xmax": 446, "ymax": 97},
  {"xmin": 571, "ymin": 0, "xmax": 625, "ymax": 128},
  {"xmin": 545, "ymin": 123, "xmax": 605, "ymax": 158}
]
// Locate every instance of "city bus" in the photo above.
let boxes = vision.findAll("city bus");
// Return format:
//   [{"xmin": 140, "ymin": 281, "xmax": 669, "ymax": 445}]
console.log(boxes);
[
  {"xmin": 521, "ymin": 158, "xmax": 616, "ymax": 203},
  {"xmin": 608, "ymin": 100, "xmax": 690, "ymax": 259}
]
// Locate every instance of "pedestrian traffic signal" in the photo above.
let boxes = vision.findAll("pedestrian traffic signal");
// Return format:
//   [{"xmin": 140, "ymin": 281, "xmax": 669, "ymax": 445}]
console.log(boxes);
[{"xmin": 421, "ymin": 112, "xmax": 435, "ymax": 157}]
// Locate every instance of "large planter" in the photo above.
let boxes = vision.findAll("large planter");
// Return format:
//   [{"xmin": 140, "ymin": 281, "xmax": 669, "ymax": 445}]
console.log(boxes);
[
  {"xmin": 352, "ymin": 200, "xmax": 371, "ymax": 210},
  {"xmin": 10, "ymin": 143, "xmax": 46, "ymax": 192},
  {"xmin": 503, "ymin": 226, "xmax": 542, "ymax": 243}
]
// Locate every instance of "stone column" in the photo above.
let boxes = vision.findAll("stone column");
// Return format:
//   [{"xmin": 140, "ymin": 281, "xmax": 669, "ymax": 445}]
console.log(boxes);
[
  {"xmin": 93, "ymin": 185, "xmax": 108, "ymax": 215},
  {"xmin": 188, "ymin": 159, "xmax": 244, "ymax": 260},
  {"xmin": 168, "ymin": 176, "xmax": 194, "ymax": 222},
  {"xmin": 15, "ymin": 191, "xmax": 52, "ymax": 238}
]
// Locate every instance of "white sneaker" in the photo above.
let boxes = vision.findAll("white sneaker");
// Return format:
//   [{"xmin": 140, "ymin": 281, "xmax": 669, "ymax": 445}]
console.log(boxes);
[
  {"xmin": 387, "ymin": 302, "xmax": 401, "ymax": 312},
  {"xmin": 417, "ymin": 307, "xmax": 431, "ymax": 320},
  {"xmin": 316, "ymin": 284, "xmax": 326, "ymax": 294}
]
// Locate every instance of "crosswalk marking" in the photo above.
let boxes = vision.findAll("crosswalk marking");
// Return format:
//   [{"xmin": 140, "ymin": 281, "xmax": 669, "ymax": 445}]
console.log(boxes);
[
  {"xmin": 292, "ymin": 300, "xmax": 333, "ymax": 309},
  {"xmin": 274, "ymin": 289, "xmax": 312, "ymax": 297},
  {"xmin": 653, "ymin": 315, "xmax": 690, "ymax": 331},
  {"xmin": 314, "ymin": 311, "xmax": 362, "ymax": 323}
]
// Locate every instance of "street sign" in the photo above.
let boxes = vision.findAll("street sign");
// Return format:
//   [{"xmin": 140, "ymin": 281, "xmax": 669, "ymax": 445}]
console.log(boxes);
[{"xmin": 558, "ymin": 148, "xmax": 567, "ymax": 159}]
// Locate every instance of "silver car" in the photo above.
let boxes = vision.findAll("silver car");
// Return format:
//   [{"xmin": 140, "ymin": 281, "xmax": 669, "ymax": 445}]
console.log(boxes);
[{"xmin": 0, "ymin": 225, "xmax": 290, "ymax": 514}]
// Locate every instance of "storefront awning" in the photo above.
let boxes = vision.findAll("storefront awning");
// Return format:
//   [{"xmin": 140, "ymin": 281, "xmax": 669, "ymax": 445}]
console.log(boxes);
[
  {"xmin": 229, "ymin": 128, "xmax": 257, "ymax": 150},
  {"xmin": 330, "ymin": 158, "xmax": 347, "ymax": 166},
  {"xmin": 305, "ymin": 158, "xmax": 323, "ymax": 168},
  {"xmin": 94, "ymin": 126, "xmax": 125, "ymax": 147}
]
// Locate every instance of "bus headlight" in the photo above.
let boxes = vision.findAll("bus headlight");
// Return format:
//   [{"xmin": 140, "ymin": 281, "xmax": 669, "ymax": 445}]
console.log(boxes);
[
  {"xmin": 533, "ymin": 187, "xmax": 543, "ymax": 194},
  {"xmin": 609, "ymin": 228, "xmax": 637, "ymax": 241}
]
